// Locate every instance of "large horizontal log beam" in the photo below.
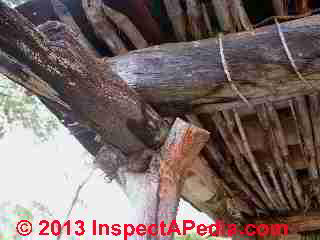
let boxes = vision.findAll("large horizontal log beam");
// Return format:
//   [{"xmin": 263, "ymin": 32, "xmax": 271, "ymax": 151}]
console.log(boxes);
[
  {"xmin": 108, "ymin": 14, "xmax": 320, "ymax": 115},
  {"xmin": 0, "ymin": 2, "xmax": 234, "ymax": 226},
  {"xmin": 0, "ymin": 2, "xmax": 169, "ymax": 157},
  {"xmin": 255, "ymin": 210, "xmax": 320, "ymax": 233}
]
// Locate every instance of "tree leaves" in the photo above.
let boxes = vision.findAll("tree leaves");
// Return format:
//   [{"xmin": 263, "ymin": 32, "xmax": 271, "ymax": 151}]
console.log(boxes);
[{"xmin": 0, "ymin": 75, "xmax": 60, "ymax": 141}]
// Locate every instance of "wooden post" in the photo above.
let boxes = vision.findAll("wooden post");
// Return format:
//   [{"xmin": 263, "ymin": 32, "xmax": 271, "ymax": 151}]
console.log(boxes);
[{"xmin": 96, "ymin": 118, "xmax": 210, "ymax": 240}]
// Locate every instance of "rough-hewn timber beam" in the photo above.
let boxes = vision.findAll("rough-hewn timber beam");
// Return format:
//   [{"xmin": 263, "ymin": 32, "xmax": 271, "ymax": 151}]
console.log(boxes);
[
  {"xmin": 255, "ymin": 210, "xmax": 320, "ymax": 233},
  {"xmin": 107, "ymin": 14, "xmax": 320, "ymax": 115},
  {"xmin": 0, "ymin": 2, "xmax": 171, "ymax": 166},
  {"xmin": 0, "ymin": 2, "xmax": 233, "ymax": 227}
]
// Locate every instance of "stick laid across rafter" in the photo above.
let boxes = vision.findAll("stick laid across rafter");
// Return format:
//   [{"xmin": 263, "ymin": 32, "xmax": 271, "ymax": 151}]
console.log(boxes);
[{"xmin": 157, "ymin": 118, "xmax": 210, "ymax": 237}]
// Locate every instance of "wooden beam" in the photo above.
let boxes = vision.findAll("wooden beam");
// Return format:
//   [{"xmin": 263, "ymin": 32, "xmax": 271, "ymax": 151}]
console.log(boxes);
[
  {"xmin": 82, "ymin": 0, "xmax": 128, "ymax": 55},
  {"xmin": 163, "ymin": 0, "xmax": 187, "ymax": 41},
  {"xmin": 256, "ymin": 210, "xmax": 320, "ymax": 233},
  {"xmin": 97, "ymin": 118, "xmax": 210, "ymax": 240},
  {"xmin": 157, "ymin": 118, "xmax": 209, "ymax": 237},
  {"xmin": 101, "ymin": 4, "xmax": 148, "ymax": 49},
  {"xmin": 107, "ymin": 15, "xmax": 320, "ymax": 114},
  {"xmin": 0, "ymin": 3, "xmax": 168, "ymax": 158},
  {"xmin": 16, "ymin": 0, "xmax": 163, "ymax": 46},
  {"xmin": 211, "ymin": 0, "xmax": 235, "ymax": 32},
  {"xmin": 15, "ymin": 0, "xmax": 320, "ymax": 116},
  {"xmin": 272, "ymin": 0, "xmax": 288, "ymax": 16},
  {"xmin": 0, "ymin": 49, "xmax": 69, "ymax": 109},
  {"xmin": 0, "ymin": 3, "xmax": 232, "ymax": 228},
  {"xmin": 295, "ymin": 0, "xmax": 311, "ymax": 15},
  {"xmin": 186, "ymin": 0, "xmax": 207, "ymax": 40},
  {"xmin": 211, "ymin": 0, "xmax": 251, "ymax": 32},
  {"xmin": 50, "ymin": 0, "xmax": 99, "ymax": 57}
]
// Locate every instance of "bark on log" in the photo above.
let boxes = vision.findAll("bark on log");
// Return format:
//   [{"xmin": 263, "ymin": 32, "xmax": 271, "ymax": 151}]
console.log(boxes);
[
  {"xmin": 0, "ymin": 3, "xmax": 168, "ymax": 158},
  {"xmin": 107, "ymin": 14, "xmax": 320, "ymax": 115},
  {"xmin": 0, "ymin": 49, "xmax": 69, "ymax": 109},
  {"xmin": 0, "ymin": 2, "xmax": 234, "ymax": 226},
  {"xmin": 3, "ymin": 0, "xmax": 320, "ymax": 229}
]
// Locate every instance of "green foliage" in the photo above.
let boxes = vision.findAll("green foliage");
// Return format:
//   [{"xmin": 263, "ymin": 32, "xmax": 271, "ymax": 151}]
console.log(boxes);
[
  {"xmin": 175, "ymin": 233, "xmax": 205, "ymax": 240},
  {"xmin": 0, "ymin": 201, "xmax": 76, "ymax": 240},
  {"xmin": 0, "ymin": 76, "xmax": 60, "ymax": 141},
  {"xmin": 13, "ymin": 205, "xmax": 33, "ymax": 221},
  {"xmin": 0, "ymin": 1, "xmax": 61, "ymax": 141},
  {"xmin": 0, "ymin": 202, "xmax": 34, "ymax": 240}
]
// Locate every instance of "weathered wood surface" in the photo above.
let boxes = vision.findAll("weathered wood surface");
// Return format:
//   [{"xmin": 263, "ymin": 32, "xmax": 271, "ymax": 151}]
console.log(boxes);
[
  {"xmin": 108, "ymin": 14, "xmax": 320, "ymax": 114},
  {"xmin": 82, "ymin": 0, "xmax": 128, "ymax": 55},
  {"xmin": 157, "ymin": 118, "xmax": 210, "ymax": 239},
  {"xmin": 3, "ymin": 0, "xmax": 320, "ymax": 232},
  {"xmin": 272, "ymin": 0, "xmax": 288, "ymax": 16},
  {"xmin": 15, "ymin": 0, "xmax": 164, "ymax": 52},
  {"xmin": 163, "ymin": 0, "xmax": 187, "ymax": 41},
  {"xmin": 96, "ymin": 118, "xmax": 210, "ymax": 240},
  {"xmin": 211, "ymin": 0, "xmax": 252, "ymax": 32},
  {"xmin": 186, "ymin": 0, "xmax": 207, "ymax": 40},
  {"xmin": 14, "ymin": 0, "xmax": 320, "ymax": 115},
  {"xmin": 0, "ymin": 3, "xmax": 168, "ymax": 157},
  {"xmin": 256, "ymin": 210, "xmax": 320, "ymax": 234},
  {"xmin": 0, "ymin": 49, "xmax": 69, "ymax": 109},
  {"xmin": 101, "ymin": 4, "xmax": 148, "ymax": 49},
  {"xmin": 50, "ymin": 0, "xmax": 99, "ymax": 57},
  {"xmin": 0, "ymin": 1, "xmax": 233, "ymax": 228}
]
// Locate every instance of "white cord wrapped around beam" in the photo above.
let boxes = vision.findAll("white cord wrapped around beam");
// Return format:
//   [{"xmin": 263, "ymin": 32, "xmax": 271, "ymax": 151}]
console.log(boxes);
[
  {"xmin": 275, "ymin": 18, "xmax": 314, "ymax": 89},
  {"xmin": 218, "ymin": 33, "xmax": 252, "ymax": 108}
]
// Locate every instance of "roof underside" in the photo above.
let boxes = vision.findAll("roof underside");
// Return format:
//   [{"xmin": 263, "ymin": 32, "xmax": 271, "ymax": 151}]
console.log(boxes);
[{"xmin": 14, "ymin": 0, "xmax": 320, "ymax": 231}]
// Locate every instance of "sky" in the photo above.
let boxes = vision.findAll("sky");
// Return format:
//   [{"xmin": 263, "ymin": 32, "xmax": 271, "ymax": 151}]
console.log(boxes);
[{"xmin": 0, "ymin": 125, "xmax": 213, "ymax": 239}]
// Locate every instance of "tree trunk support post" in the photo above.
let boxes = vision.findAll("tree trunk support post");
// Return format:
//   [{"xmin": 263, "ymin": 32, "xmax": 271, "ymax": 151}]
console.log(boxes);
[{"xmin": 97, "ymin": 118, "xmax": 210, "ymax": 240}]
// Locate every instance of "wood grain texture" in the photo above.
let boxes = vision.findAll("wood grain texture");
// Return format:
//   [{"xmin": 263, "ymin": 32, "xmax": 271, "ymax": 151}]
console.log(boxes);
[
  {"xmin": 186, "ymin": 0, "xmax": 207, "ymax": 40},
  {"xmin": 50, "ymin": 0, "xmax": 99, "ymax": 57},
  {"xmin": 272, "ymin": 0, "xmax": 288, "ymax": 16},
  {"xmin": 163, "ymin": 0, "xmax": 187, "ymax": 41},
  {"xmin": 101, "ymin": 4, "xmax": 148, "ymax": 49},
  {"xmin": 0, "ymin": 3, "xmax": 168, "ymax": 157},
  {"xmin": 100, "ymin": 118, "xmax": 210, "ymax": 240},
  {"xmin": 256, "ymin": 210, "xmax": 320, "ymax": 233},
  {"xmin": 82, "ymin": 0, "xmax": 128, "ymax": 55},
  {"xmin": 157, "ymin": 118, "xmax": 210, "ymax": 240},
  {"xmin": 108, "ymin": 15, "xmax": 320, "ymax": 114}
]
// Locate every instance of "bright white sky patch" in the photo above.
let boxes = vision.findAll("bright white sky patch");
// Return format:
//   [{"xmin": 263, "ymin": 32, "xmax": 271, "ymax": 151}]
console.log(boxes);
[{"xmin": 0, "ymin": 126, "xmax": 213, "ymax": 238}]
